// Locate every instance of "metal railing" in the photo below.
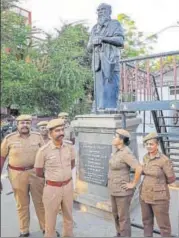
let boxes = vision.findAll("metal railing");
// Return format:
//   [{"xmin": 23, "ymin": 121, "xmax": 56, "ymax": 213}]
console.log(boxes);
[
  {"xmin": 119, "ymin": 51, "xmax": 179, "ymax": 179},
  {"xmin": 120, "ymin": 50, "xmax": 179, "ymax": 103}
]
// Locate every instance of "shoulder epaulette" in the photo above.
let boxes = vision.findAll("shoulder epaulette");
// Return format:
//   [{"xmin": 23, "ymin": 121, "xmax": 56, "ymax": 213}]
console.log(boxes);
[
  {"xmin": 160, "ymin": 153, "xmax": 169, "ymax": 161},
  {"xmin": 39, "ymin": 142, "xmax": 50, "ymax": 152},
  {"xmin": 31, "ymin": 131, "xmax": 41, "ymax": 136},
  {"xmin": 4, "ymin": 132, "xmax": 18, "ymax": 139}
]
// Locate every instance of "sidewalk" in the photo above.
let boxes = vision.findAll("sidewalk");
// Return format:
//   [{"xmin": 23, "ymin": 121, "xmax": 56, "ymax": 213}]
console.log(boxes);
[{"xmin": 1, "ymin": 173, "xmax": 154, "ymax": 237}]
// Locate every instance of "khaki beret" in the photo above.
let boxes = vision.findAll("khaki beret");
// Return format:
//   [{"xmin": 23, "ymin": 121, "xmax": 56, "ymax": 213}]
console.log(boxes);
[
  {"xmin": 116, "ymin": 129, "xmax": 130, "ymax": 138},
  {"xmin": 143, "ymin": 132, "xmax": 159, "ymax": 143},
  {"xmin": 37, "ymin": 121, "xmax": 48, "ymax": 127},
  {"xmin": 58, "ymin": 112, "xmax": 69, "ymax": 118},
  {"xmin": 47, "ymin": 118, "xmax": 65, "ymax": 130},
  {"xmin": 16, "ymin": 114, "xmax": 32, "ymax": 121}
]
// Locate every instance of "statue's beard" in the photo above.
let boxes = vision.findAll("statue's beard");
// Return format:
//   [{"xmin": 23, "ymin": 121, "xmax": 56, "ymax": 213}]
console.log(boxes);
[{"xmin": 97, "ymin": 15, "xmax": 110, "ymax": 26}]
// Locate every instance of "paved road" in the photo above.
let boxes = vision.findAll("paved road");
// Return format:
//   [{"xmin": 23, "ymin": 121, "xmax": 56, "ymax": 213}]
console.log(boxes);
[{"xmin": 1, "ymin": 171, "xmax": 155, "ymax": 237}]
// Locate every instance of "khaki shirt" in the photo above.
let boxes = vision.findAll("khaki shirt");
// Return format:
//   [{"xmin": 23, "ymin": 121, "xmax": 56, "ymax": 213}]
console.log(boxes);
[
  {"xmin": 140, "ymin": 152, "xmax": 176, "ymax": 204},
  {"xmin": 108, "ymin": 146, "xmax": 139, "ymax": 196},
  {"xmin": 34, "ymin": 141, "xmax": 75, "ymax": 181},
  {"xmin": 1, "ymin": 132, "xmax": 44, "ymax": 167}
]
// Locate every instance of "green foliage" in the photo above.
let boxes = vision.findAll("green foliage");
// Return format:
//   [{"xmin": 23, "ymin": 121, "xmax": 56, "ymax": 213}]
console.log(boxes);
[
  {"xmin": 34, "ymin": 24, "xmax": 92, "ymax": 115},
  {"xmin": 1, "ymin": 11, "xmax": 92, "ymax": 115},
  {"xmin": 148, "ymin": 55, "xmax": 179, "ymax": 77},
  {"xmin": 1, "ymin": 0, "xmax": 19, "ymax": 11},
  {"xmin": 1, "ymin": 48, "xmax": 42, "ymax": 112},
  {"xmin": 118, "ymin": 13, "xmax": 157, "ymax": 58},
  {"xmin": 2, "ymin": 9, "xmax": 160, "ymax": 117}
]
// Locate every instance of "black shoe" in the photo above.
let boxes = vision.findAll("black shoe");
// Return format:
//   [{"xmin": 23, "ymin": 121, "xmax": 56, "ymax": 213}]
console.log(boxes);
[
  {"xmin": 43, "ymin": 230, "xmax": 60, "ymax": 237},
  {"xmin": 56, "ymin": 231, "xmax": 60, "ymax": 237},
  {"xmin": 114, "ymin": 233, "xmax": 120, "ymax": 237},
  {"xmin": 19, "ymin": 233, "xmax": 30, "ymax": 237}
]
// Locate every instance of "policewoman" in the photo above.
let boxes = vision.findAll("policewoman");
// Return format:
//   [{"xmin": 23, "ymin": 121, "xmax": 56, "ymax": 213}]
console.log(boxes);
[
  {"xmin": 140, "ymin": 132, "xmax": 176, "ymax": 237},
  {"xmin": 108, "ymin": 129, "xmax": 142, "ymax": 237}
]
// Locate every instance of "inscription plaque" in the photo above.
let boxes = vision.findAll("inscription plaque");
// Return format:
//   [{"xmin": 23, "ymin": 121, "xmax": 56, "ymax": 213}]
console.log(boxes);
[{"xmin": 79, "ymin": 142, "xmax": 112, "ymax": 186}]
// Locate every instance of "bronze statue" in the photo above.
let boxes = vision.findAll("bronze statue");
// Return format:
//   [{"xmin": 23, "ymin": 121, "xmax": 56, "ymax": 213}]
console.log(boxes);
[{"xmin": 87, "ymin": 3, "xmax": 124, "ymax": 112}]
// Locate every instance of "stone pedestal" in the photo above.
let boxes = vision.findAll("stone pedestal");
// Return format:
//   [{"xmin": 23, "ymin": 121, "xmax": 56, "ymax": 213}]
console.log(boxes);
[{"xmin": 71, "ymin": 113, "xmax": 141, "ymax": 217}]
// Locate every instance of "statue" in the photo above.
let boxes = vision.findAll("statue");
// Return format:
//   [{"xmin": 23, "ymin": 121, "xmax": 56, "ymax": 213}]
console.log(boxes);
[{"xmin": 87, "ymin": 3, "xmax": 124, "ymax": 112}]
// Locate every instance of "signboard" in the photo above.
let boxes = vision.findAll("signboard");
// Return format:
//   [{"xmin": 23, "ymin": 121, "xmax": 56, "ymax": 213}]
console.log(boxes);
[{"xmin": 79, "ymin": 142, "xmax": 112, "ymax": 186}]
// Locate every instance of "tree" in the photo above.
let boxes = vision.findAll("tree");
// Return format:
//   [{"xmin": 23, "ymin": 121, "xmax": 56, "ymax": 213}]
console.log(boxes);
[
  {"xmin": 1, "ymin": 11, "xmax": 92, "ymax": 115},
  {"xmin": 118, "ymin": 13, "xmax": 157, "ymax": 58},
  {"xmin": 2, "ymin": 9, "xmax": 160, "ymax": 116},
  {"xmin": 34, "ymin": 23, "xmax": 92, "ymax": 115},
  {"xmin": 1, "ymin": 0, "xmax": 19, "ymax": 11},
  {"xmin": 1, "ymin": 5, "xmax": 45, "ymax": 113}
]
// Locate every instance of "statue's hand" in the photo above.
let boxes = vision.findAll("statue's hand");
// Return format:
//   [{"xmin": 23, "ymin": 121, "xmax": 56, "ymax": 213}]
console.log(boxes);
[{"xmin": 92, "ymin": 36, "xmax": 103, "ymax": 45}]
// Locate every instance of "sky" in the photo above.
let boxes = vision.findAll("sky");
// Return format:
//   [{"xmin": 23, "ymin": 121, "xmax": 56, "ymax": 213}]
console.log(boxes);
[{"xmin": 19, "ymin": 0, "xmax": 179, "ymax": 53}]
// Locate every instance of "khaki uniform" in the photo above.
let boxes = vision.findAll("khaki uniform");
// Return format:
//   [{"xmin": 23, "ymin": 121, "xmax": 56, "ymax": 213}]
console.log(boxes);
[
  {"xmin": 140, "ymin": 152, "xmax": 176, "ymax": 237},
  {"xmin": 1, "ymin": 131, "xmax": 45, "ymax": 234},
  {"xmin": 37, "ymin": 121, "xmax": 50, "ymax": 144},
  {"xmin": 35, "ymin": 140, "xmax": 75, "ymax": 237},
  {"xmin": 108, "ymin": 146, "xmax": 139, "ymax": 237}
]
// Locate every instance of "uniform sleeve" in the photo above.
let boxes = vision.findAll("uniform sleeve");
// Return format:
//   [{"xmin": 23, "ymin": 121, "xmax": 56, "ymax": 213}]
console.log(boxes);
[
  {"xmin": 123, "ymin": 153, "xmax": 140, "ymax": 170},
  {"xmin": 162, "ymin": 159, "xmax": 176, "ymax": 181},
  {"xmin": 1, "ymin": 137, "xmax": 9, "ymax": 158},
  {"xmin": 34, "ymin": 148, "xmax": 45, "ymax": 168}
]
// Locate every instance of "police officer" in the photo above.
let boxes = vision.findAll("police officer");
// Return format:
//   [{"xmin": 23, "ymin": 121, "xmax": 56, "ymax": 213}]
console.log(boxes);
[
  {"xmin": 140, "ymin": 132, "xmax": 176, "ymax": 237},
  {"xmin": 35, "ymin": 118, "xmax": 75, "ymax": 237},
  {"xmin": 36, "ymin": 121, "xmax": 49, "ymax": 144},
  {"xmin": 0, "ymin": 115, "xmax": 45, "ymax": 237},
  {"xmin": 108, "ymin": 129, "xmax": 142, "ymax": 237}
]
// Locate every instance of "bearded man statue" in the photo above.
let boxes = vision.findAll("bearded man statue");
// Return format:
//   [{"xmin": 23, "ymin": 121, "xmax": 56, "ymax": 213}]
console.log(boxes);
[{"xmin": 87, "ymin": 3, "xmax": 124, "ymax": 112}]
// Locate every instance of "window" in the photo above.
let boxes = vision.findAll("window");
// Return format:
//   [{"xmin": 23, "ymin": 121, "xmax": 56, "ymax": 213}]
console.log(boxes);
[{"xmin": 170, "ymin": 86, "xmax": 179, "ymax": 95}]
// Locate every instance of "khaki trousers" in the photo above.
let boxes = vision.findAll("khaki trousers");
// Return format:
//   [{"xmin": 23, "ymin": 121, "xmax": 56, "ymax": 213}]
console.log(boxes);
[
  {"xmin": 140, "ymin": 198, "xmax": 171, "ymax": 237},
  {"xmin": 8, "ymin": 168, "xmax": 45, "ymax": 234},
  {"xmin": 43, "ymin": 180, "xmax": 73, "ymax": 237},
  {"xmin": 59, "ymin": 168, "xmax": 76, "ymax": 215},
  {"xmin": 111, "ymin": 195, "xmax": 133, "ymax": 237}
]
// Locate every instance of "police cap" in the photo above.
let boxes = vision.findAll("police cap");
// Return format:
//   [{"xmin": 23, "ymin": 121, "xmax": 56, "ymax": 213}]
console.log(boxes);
[
  {"xmin": 143, "ymin": 132, "xmax": 159, "ymax": 143},
  {"xmin": 37, "ymin": 121, "xmax": 48, "ymax": 127},
  {"xmin": 47, "ymin": 118, "xmax": 65, "ymax": 130},
  {"xmin": 16, "ymin": 114, "xmax": 32, "ymax": 121},
  {"xmin": 58, "ymin": 112, "xmax": 69, "ymax": 118},
  {"xmin": 116, "ymin": 129, "xmax": 130, "ymax": 138}
]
